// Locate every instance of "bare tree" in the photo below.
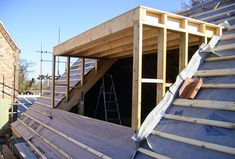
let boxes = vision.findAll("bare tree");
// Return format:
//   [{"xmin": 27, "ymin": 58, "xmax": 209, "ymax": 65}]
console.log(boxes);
[
  {"xmin": 19, "ymin": 59, "xmax": 35, "ymax": 93},
  {"xmin": 182, "ymin": 0, "xmax": 211, "ymax": 9}
]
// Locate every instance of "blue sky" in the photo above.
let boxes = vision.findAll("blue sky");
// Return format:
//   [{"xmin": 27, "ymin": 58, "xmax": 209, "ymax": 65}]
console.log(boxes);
[{"xmin": 0, "ymin": 0, "xmax": 188, "ymax": 79}]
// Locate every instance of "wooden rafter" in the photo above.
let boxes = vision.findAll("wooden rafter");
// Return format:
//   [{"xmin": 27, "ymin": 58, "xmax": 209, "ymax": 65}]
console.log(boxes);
[{"xmin": 53, "ymin": 6, "xmax": 221, "ymax": 58}]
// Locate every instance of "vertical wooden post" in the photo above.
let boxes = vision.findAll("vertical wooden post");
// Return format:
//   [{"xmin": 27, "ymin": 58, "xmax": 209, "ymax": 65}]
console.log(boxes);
[
  {"xmin": 199, "ymin": 23, "xmax": 208, "ymax": 45},
  {"xmin": 80, "ymin": 58, "xmax": 85, "ymax": 87},
  {"xmin": 156, "ymin": 28, "xmax": 167, "ymax": 104},
  {"xmin": 179, "ymin": 32, "xmax": 188, "ymax": 72},
  {"xmin": 66, "ymin": 57, "xmax": 70, "ymax": 103},
  {"xmin": 79, "ymin": 58, "xmax": 85, "ymax": 115},
  {"xmin": 95, "ymin": 59, "xmax": 98, "ymax": 73},
  {"xmin": 132, "ymin": 21, "xmax": 143, "ymax": 131},
  {"xmin": 51, "ymin": 55, "xmax": 56, "ymax": 109}
]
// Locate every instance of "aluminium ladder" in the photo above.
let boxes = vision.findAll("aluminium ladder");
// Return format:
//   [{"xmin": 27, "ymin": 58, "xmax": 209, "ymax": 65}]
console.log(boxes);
[{"xmin": 94, "ymin": 74, "xmax": 122, "ymax": 125}]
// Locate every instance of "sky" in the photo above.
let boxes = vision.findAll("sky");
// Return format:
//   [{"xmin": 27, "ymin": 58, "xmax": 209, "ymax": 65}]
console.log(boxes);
[{"xmin": 0, "ymin": 0, "xmax": 189, "ymax": 79}]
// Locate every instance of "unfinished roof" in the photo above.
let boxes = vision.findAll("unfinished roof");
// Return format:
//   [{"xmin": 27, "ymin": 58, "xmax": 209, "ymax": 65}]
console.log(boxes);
[
  {"xmin": 0, "ymin": 21, "xmax": 19, "ymax": 52},
  {"xmin": 12, "ymin": 105, "xmax": 135, "ymax": 159},
  {"xmin": 53, "ymin": 6, "xmax": 221, "ymax": 59},
  {"xmin": 134, "ymin": 0, "xmax": 235, "ymax": 158}
]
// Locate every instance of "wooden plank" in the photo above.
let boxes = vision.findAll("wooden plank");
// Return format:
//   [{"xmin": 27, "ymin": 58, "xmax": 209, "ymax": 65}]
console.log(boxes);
[
  {"xmin": 138, "ymin": 147, "xmax": 171, "ymax": 159},
  {"xmin": 195, "ymin": 68, "xmax": 235, "ymax": 77},
  {"xmin": 152, "ymin": 130, "xmax": 235, "ymax": 155},
  {"xmin": 214, "ymin": 15, "xmax": 235, "ymax": 24},
  {"xmin": 143, "ymin": 11, "xmax": 220, "ymax": 37},
  {"xmin": 75, "ymin": 27, "xmax": 154, "ymax": 57},
  {"xmin": 142, "ymin": 78, "xmax": 163, "ymax": 83},
  {"xmin": 132, "ymin": 21, "xmax": 143, "ymax": 131},
  {"xmin": 27, "ymin": 140, "xmax": 47, "ymax": 159},
  {"xmin": 214, "ymin": 43, "xmax": 235, "ymax": 52},
  {"xmin": 39, "ymin": 96, "xmax": 60, "ymax": 101},
  {"xmin": 190, "ymin": 2, "xmax": 235, "ymax": 18},
  {"xmin": 164, "ymin": 114, "xmax": 235, "ymax": 129},
  {"xmin": 79, "ymin": 58, "xmax": 85, "ymax": 115},
  {"xmin": 24, "ymin": 113, "xmax": 111, "ymax": 159},
  {"xmin": 173, "ymin": 99, "xmax": 235, "ymax": 111},
  {"xmin": 17, "ymin": 118, "xmax": 73, "ymax": 159},
  {"xmin": 66, "ymin": 57, "xmax": 70, "ymax": 103},
  {"xmin": 228, "ymin": 25, "xmax": 235, "ymax": 31},
  {"xmin": 54, "ymin": 7, "xmax": 140, "ymax": 55},
  {"xmin": 95, "ymin": 35, "xmax": 198, "ymax": 58},
  {"xmin": 34, "ymin": 102, "xmax": 50, "ymax": 108},
  {"xmin": 202, "ymin": 83, "xmax": 235, "ymax": 89},
  {"xmin": 80, "ymin": 58, "xmax": 85, "ymax": 86},
  {"xmin": 205, "ymin": 55, "xmax": 235, "ymax": 62},
  {"xmin": 179, "ymin": 32, "xmax": 188, "ymax": 72},
  {"xmin": 107, "ymin": 39, "xmax": 200, "ymax": 59},
  {"xmin": 54, "ymin": 6, "xmax": 220, "ymax": 57},
  {"xmin": 200, "ymin": 10, "xmax": 235, "ymax": 21},
  {"xmin": 51, "ymin": 55, "xmax": 56, "ymax": 108},
  {"xmin": 43, "ymin": 90, "xmax": 66, "ymax": 94},
  {"xmin": 95, "ymin": 59, "xmax": 98, "ymax": 73},
  {"xmin": 220, "ymin": 33, "xmax": 235, "ymax": 41},
  {"xmin": 156, "ymin": 27, "xmax": 167, "ymax": 104}
]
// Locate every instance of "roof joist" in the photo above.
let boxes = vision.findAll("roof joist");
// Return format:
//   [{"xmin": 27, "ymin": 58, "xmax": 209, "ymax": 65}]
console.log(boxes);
[{"xmin": 53, "ymin": 6, "xmax": 221, "ymax": 59}]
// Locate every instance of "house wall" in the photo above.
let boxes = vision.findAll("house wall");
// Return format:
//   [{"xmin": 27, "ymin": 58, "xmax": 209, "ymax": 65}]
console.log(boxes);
[{"xmin": 0, "ymin": 30, "xmax": 19, "ymax": 109}]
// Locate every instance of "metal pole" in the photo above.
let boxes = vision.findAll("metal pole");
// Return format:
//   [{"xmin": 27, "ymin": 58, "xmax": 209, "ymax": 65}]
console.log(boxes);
[
  {"xmin": 57, "ymin": 28, "xmax": 60, "ymax": 76},
  {"xmin": 40, "ymin": 43, "xmax": 43, "ymax": 95},
  {"xmin": 51, "ymin": 55, "xmax": 56, "ymax": 109},
  {"xmin": 66, "ymin": 57, "xmax": 70, "ymax": 103}
]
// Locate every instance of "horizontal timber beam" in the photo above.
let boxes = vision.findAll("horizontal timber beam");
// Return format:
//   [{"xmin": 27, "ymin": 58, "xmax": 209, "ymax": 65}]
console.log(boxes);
[{"xmin": 152, "ymin": 130, "xmax": 235, "ymax": 155}]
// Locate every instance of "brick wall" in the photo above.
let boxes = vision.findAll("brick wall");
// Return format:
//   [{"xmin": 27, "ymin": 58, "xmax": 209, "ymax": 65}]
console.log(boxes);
[{"xmin": 0, "ymin": 30, "xmax": 19, "ymax": 109}]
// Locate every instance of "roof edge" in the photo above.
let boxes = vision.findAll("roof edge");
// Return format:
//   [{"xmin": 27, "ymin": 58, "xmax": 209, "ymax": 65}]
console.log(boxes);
[{"xmin": 0, "ymin": 21, "xmax": 20, "ymax": 52}]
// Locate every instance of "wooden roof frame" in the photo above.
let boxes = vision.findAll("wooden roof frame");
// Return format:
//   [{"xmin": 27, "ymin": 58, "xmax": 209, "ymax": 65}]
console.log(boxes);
[
  {"xmin": 53, "ymin": 6, "xmax": 222, "ymax": 58},
  {"xmin": 52, "ymin": 6, "xmax": 222, "ymax": 131}
]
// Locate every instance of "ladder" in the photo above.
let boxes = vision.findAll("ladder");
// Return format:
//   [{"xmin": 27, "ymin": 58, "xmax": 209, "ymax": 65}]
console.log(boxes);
[{"xmin": 94, "ymin": 74, "xmax": 122, "ymax": 125}]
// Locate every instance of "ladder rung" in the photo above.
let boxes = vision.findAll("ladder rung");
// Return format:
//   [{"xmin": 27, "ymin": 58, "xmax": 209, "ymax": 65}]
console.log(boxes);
[
  {"xmin": 106, "ymin": 109, "xmax": 117, "ymax": 112},
  {"xmin": 106, "ymin": 101, "xmax": 115, "ymax": 103},
  {"xmin": 105, "ymin": 92, "xmax": 114, "ymax": 94}
]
